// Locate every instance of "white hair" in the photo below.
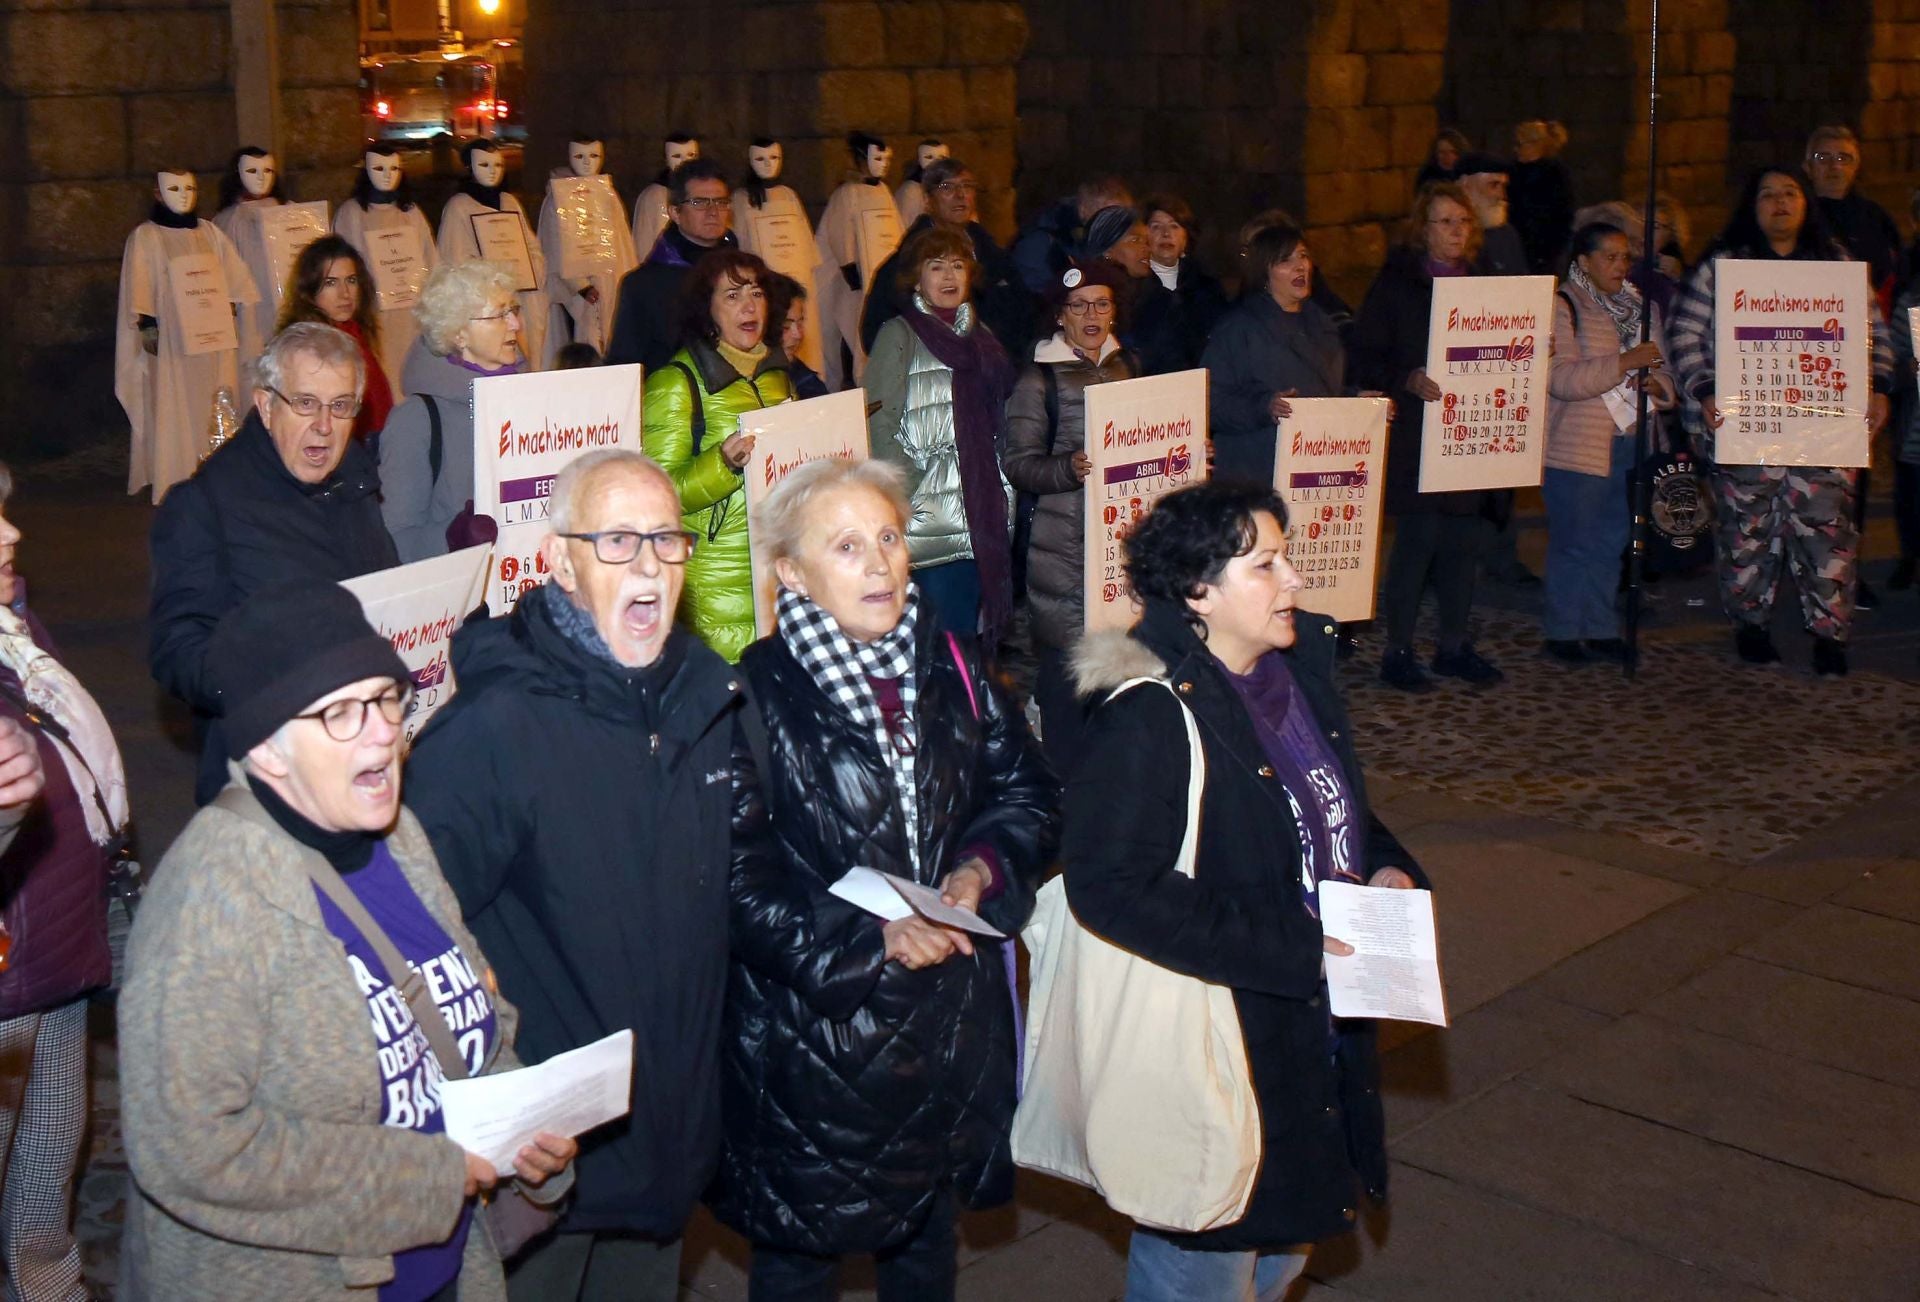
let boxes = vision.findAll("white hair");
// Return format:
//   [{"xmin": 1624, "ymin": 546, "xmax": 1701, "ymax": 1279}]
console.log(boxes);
[
  {"xmin": 752, "ymin": 458, "xmax": 909, "ymax": 566},
  {"xmin": 547, "ymin": 448, "xmax": 674, "ymax": 534},
  {"xmin": 415, "ymin": 259, "xmax": 521, "ymax": 356},
  {"xmin": 251, "ymin": 321, "xmax": 365, "ymax": 400}
]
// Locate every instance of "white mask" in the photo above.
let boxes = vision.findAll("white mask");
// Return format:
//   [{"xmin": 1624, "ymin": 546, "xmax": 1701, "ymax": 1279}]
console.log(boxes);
[
  {"xmin": 238, "ymin": 153, "xmax": 276, "ymax": 198},
  {"xmin": 665, "ymin": 140, "xmax": 700, "ymax": 170},
  {"xmin": 470, "ymin": 149, "xmax": 505, "ymax": 187},
  {"xmin": 365, "ymin": 152, "xmax": 403, "ymax": 192},
  {"xmin": 157, "ymin": 170, "xmax": 197, "ymax": 216},
  {"xmin": 567, "ymin": 141, "xmax": 605, "ymax": 177},
  {"xmin": 917, "ymin": 142, "xmax": 949, "ymax": 170},
  {"xmin": 748, "ymin": 144, "xmax": 783, "ymax": 181},
  {"xmin": 864, "ymin": 144, "xmax": 893, "ymax": 180}
]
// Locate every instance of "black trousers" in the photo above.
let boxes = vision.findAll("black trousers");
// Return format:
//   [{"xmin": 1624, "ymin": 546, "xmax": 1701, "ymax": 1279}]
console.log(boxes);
[
  {"xmin": 747, "ymin": 1191, "xmax": 957, "ymax": 1302},
  {"xmin": 1032, "ymin": 643, "xmax": 1089, "ymax": 779},
  {"xmin": 1895, "ymin": 461, "xmax": 1920, "ymax": 561},
  {"xmin": 1382, "ymin": 512, "xmax": 1492, "ymax": 652}
]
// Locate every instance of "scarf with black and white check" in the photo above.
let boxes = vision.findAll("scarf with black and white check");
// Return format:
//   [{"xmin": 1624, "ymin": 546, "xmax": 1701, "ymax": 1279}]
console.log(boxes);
[{"xmin": 777, "ymin": 585, "xmax": 923, "ymax": 871}]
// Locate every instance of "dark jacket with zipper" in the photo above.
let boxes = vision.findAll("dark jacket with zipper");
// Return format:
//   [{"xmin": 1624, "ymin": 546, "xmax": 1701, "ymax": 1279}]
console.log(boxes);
[
  {"xmin": 148, "ymin": 412, "xmax": 398, "ymax": 805},
  {"xmin": 1202, "ymin": 293, "xmax": 1349, "ymax": 486},
  {"xmin": 606, "ymin": 224, "xmax": 740, "ymax": 372},
  {"xmin": 710, "ymin": 619, "xmax": 1060, "ymax": 1255},
  {"xmin": 404, "ymin": 591, "xmax": 767, "ymax": 1236},
  {"xmin": 1064, "ymin": 599, "xmax": 1428, "ymax": 1251},
  {"xmin": 1126, "ymin": 262, "xmax": 1229, "ymax": 379}
]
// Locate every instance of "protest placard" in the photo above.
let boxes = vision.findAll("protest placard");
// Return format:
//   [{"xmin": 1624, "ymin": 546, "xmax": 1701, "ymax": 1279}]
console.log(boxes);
[
  {"xmin": 1274, "ymin": 398, "xmax": 1390, "ymax": 622},
  {"xmin": 1419, "ymin": 275, "xmax": 1554, "ymax": 493},
  {"xmin": 1714, "ymin": 258, "xmax": 1870, "ymax": 467},
  {"xmin": 740, "ymin": 390, "xmax": 870, "ymax": 635},
  {"xmin": 340, "ymin": 546, "xmax": 490, "ymax": 742},
  {"xmin": 1082, "ymin": 369, "xmax": 1208, "ymax": 631}
]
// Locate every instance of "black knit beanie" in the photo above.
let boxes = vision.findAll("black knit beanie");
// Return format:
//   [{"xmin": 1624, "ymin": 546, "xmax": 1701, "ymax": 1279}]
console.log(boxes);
[{"xmin": 208, "ymin": 582, "xmax": 409, "ymax": 759}]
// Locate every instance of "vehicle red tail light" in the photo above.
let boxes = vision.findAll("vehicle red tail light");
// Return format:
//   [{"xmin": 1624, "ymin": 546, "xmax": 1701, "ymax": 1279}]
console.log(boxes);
[{"xmin": 375, "ymin": 100, "xmax": 391, "ymax": 117}]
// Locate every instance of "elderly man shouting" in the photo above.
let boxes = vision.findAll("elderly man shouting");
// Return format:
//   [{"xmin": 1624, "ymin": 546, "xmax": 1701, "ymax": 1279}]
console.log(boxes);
[
  {"xmin": 149, "ymin": 321, "xmax": 398, "ymax": 805},
  {"xmin": 405, "ymin": 448, "xmax": 772, "ymax": 1302}
]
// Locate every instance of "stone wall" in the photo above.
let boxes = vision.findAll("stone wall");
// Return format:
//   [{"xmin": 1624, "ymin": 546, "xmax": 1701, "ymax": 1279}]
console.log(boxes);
[{"xmin": 0, "ymin": 0, "xmax": 362, "ymax": 461}]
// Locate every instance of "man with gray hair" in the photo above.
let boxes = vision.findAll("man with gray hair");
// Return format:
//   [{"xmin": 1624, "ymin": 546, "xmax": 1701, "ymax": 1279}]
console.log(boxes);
[
  {"xmin": 149, "ymin": 320, "xmax": 398, "ymax": 804},
  {"xmin": 405, "ymin": 448, "xmax": 774, "ymax": 1301}
]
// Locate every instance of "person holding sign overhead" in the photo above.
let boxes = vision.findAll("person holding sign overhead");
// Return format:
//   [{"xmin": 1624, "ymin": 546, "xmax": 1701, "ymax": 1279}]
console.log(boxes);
[
  {"xmin": 642, "ymin": 250, "xmax": 793, "ymax": 662},
  {"xmin": 277, "ymin": 237, "xmax": 394, "ymax": 444},
  {"xmin": 1059, "ymin": 480, "xmax": 1425, "ymax": 1300},
  {"xmin": 1667, "ymin": 165, "xmax": 1894, "ymax": 676},
  {"xmin": 1350, "ymin": 182, "xmax": 1506, "ymax": 693},
  {"xmin": 714, "ymin": 457, "xmax": 1057, "ymax": 1302},
  {"xmin": 1002, "ymin": 259, "xmax": 1139, "ymax": 772}
]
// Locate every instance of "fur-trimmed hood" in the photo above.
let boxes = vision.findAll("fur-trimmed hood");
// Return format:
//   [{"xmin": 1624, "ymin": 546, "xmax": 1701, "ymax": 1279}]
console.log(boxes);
[{"xmin": 1069, "ymin": 627, "xmax": 1171, "ymax": 698}]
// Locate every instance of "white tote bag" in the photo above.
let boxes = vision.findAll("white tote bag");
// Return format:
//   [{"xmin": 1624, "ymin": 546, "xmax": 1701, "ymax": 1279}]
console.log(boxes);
[{"xmin": 1011, "ymin": 677, "xmax": 1262, "ymax": 1233}]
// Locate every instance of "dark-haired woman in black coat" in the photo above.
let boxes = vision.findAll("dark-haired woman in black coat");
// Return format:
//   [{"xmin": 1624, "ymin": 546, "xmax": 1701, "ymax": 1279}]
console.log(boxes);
[{"xmin": 714, "ymin": 457, "xmax": 1059, "ymax": 1301}]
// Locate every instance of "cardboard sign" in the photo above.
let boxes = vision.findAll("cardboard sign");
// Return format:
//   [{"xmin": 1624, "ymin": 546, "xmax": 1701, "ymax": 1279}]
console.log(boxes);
[
  {"xmin": 472, "ymin": 364, "xmax": 644, "ymax": 614},
  {"xmin": 169, "ymin": 252, "xmax": 238, "ymax": 356},
  {"xmin": 1274, "ymin": 399, "xmax": 1390, "ymax": 623},
  {"xmin": 1418, "ymin": 274, "xmax": 1554, "ymax": 493},
  {"xmin": 1714, "ymin": 258, "xmax": 1870, "ymax": 467},
  {"xmin": 1082, "ymin": 369, "xmax": 1208, "ymax": 631},
  {"xmin": 339, "ymin": 546, "xmax": 490, "ymax": 743},
  {"xmin": 471, "ymin": 211, "xmax": 538, "ymax": 292},
  {"xmin": 855, "ymin": 205, "xmax": 904, "ymax": 285},
  {"xmin": 367, "ymin": 225, "xmax": 427, "ymax": 312},
  {"xmin": 257, "ymin": 201, "xmax": 330, "ymax": 308},
  {"xmin": 548, "ymin": 174, "xmax": 621, "ymax": 280},
  {"xmin": 739, "ymin": 390, "xmax": 871, "ymax": 636},
  {"xmin": 750, "ymin": 209, "xmax": 814, "ymax": 284}
]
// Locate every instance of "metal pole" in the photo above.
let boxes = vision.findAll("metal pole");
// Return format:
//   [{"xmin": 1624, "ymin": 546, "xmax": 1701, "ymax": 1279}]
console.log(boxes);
[{"xmin": 1624, "ymin": 0, "xmax": 1661, "ymax": 679}]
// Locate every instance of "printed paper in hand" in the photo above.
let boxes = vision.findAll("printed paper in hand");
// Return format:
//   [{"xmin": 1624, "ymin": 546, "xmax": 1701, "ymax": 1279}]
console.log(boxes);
[
  {"xmin": 472, "ymin": 365, "xmax": 644, "ymax": 614},
  {"xmin": 1273, "ymin": 398, "xmax": 1389, "ymax": 622},
  {"xmin": 168, "ymin": 252, "xmax": 239, "ymax": 356},
  {"xmin": 339, "ymin": 546, "xmax": 490, "ymax": 742},
  {"xmin": 441, "ymin": 1029, "xmax": 635, "ymax": 1177},
  {"xmin": 829, "ymin": 866, "xmax": 1004, "ymax": 937},
  {"xmin": 1713, "ymin": 258, "xmax": 1870, "ymax": 467},
  {"xmin": 1419, "ymin": 274, "xmax": 1554, "ymax": 493},
  {"xmin": 367, "ymin": 225, "xmax": 427, "ymax": 312},
  {"xmin": 257, "ymin": 202, "xmax": 331, "ymax": 309},
  {"xmin": 740, "ymin": 391, "xmax": 870, "ymax": 635},
  {"xmin": 471, "ymin": 211, "xmax": 538, "ymax": 291},
  {"xmin": 1317, "ymin": 881, "xmax": 1447, "ymax": 1027},
  {"xmin": 1082, "ymin": 370, "xmax": 1208, "ymax": 630}
]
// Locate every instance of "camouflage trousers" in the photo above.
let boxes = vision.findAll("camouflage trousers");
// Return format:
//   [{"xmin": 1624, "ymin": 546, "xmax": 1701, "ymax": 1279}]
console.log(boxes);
[{"xmin": 1711, "ymin": 464, "xmax": 1859, "ymax": 641}]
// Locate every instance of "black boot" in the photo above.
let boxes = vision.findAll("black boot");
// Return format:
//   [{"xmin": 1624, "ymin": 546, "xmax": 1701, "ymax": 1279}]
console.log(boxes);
[
  {"xmin": 1812, "ymin": 637, "xmax": 1849, "ymax": 677},
  {"xmin": 1735, "ymin": 625, "xmax": 1781, "ymax": 665},
  {"xmin": 1890, "ymin": 557, "xmax": 1916, "ymax": 591},
  {"xmin": 1379, "ymin": 647, "xmax": 1434, "ymax": 693}
]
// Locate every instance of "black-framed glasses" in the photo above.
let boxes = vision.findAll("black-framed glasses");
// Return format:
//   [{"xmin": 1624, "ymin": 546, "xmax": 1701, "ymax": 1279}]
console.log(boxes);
[
  {"xmin": 677, "ymin": 196, "xmax": 729, "ymax": 211},
  {"xmin": 934, "ymin": 181, "xmax": 978, "ymax": 196},
  {"xmin": 268, "ymin": 386, "xmax": 361, "ymax": 420},
  {"xmin": 1063, "ymin": 299, "xmax": 1116, "ymax": 317},
  {"xmin": 1810, "ymin": 151, "xmax": 1857, "ymax": 165},
  {"xmin": 558, "ymin": 529, "xmax": 697, "ymax": 565},
  {"xmin": 294, "ymin": 683, "xmax": 413, "ymax": 742}
]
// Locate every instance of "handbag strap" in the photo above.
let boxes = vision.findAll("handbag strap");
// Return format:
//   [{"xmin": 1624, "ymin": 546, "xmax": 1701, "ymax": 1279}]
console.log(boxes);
[
  {"xmin": 1105, "ymin": 677, "xmax": 1205, "ymax": 881},
  {"xmin": 945, "ymin": 631, "xmax": 979, "ymax": 721},
  {"xmin": 211, "ymin": 787, "xmax": 471, "ymax": 1082},
  {"xmin": 0, "ymin": 675, "xmax": 120, "ymax": 841}
]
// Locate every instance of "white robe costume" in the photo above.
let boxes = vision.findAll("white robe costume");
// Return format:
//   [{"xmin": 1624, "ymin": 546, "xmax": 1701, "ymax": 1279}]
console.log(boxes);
[
  {"xmin": 814, "ymin": 179, "xmax": 903, "ymax": 390},
  {"xmin": 732, "ymin": 184, "xmax": 824, "ymax": 374},
  {"xmin": 537, "ymin": 170, "xmax": 638, "ymax": 363},
  {"xmin": 895, "ymin": 179, "xmax": 929, "ymax": 228},
  {"xmin": 437, "ymin": 190, "xmax": 548, "ymax": 370},
  {"xmin": 213, "ymin": 198, "xmax": 288, "ymax": 364},
  {"xmin": 629, "ymin": 181, "xmax": 672, "ymax": 259},
  {"xmin": 335, "ymin": 197, "xmax": 439, "ymax": 402},
  {"xmin": 115, "ymin": 219, "xmax": 258, "ymax": 501}
]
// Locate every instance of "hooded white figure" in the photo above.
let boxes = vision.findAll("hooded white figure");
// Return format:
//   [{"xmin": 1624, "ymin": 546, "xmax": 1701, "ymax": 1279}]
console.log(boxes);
[
  {"xmin": 115, "ymin": 170, "xmax": 260, "ymax": 502},
  {"xmin": 631, "ymin": 134, "xmax": 699, "ymax": 257},
  {"xmin": 436, "ymin": 140, "xmax": 547, "ymax": 369},
  {"xmin": 731, "ymin": 138, "xmax": 824, "ymax": 373},
  {"xmin": 536, "ymin": 137, "xmax": 638, "ymax": 363},
  {"xmin": 334, "ymin": 147, "xmax": 439, "ymax": 400},
  {"xmin": 210, "ymin": 147, "xmax": 291, "ymax": 362},
  {"xmin": 814, "ymin": 133, "xmax": 903, "ymax": 389},
  {"xmin": 894, "ymin": 138, "xmax": 949, "ymax": 228}
]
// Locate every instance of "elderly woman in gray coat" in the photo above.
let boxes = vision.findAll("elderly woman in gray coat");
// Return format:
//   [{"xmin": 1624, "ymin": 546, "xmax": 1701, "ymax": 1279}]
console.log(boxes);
[{"xmin": 119, "ymin": 582, "xmax": 572, "ymax": 1302}]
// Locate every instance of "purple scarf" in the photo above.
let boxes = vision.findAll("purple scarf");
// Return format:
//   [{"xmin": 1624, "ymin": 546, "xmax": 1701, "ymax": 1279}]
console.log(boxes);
[{"xmin": 900, "ymin": 303, "xmax": 1017, "ymax": 642}]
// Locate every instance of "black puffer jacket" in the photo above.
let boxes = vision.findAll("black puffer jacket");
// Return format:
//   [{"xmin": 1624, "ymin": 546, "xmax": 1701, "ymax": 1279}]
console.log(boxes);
[
  {"xmin": 1064, "ymin": 599, "xmax": 1428, "ymax": 1251},
  {"xmin": 710, "ymin": 617, "xmax": 1060, "ymax": 1255},
  {"xmin": 148, "ymin": 411, "xmax": 397, "ymax": 804}
]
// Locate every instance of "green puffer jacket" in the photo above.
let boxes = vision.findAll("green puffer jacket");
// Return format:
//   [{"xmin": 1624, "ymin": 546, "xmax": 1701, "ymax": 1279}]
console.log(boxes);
[{"xmin": 642, "ymin": 339, "xmax": 794, "ymax": 662}]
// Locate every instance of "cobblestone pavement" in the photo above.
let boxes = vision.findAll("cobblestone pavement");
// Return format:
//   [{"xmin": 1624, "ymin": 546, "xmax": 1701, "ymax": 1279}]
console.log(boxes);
[{"xmin": 23, "ymin": 478, "xmax": 1915, "ymax": 1300}]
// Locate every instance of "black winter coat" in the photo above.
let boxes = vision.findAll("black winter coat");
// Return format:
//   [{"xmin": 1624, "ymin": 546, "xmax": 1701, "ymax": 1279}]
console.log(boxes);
[
  {"xmin": 710, "ymin": 620, "xmax": 1060, "ymax": 1255},
  {"xmin": 147, "ymin": 411, "xmax": 397, "ymax": 804},
  {"xmin": 1064, "ymin": 599, "xmax": 1428, "ymax": 1252},
  {"xmin": 606, "ymin": 225, "xmax": 740, "ymax": 372},
  {"xmin": 1125, "ymin": 262, "xmax": 1229, "ymax": 378},
  {"xmin": 406, "ymin": 593, "xmax": 765, "ymax": 1236},
  {"xmin": 1202, "ymin": 294, "xmax": 1348, "ymax": 486},
  {"xmin": 1348, "ymin": 246, "xmax": 1499, "ymax": 517}
]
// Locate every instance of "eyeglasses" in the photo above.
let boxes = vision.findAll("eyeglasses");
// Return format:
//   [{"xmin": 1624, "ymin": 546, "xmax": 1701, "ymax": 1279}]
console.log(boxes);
[
  {"xmin": 293, "ymin": 683, "xmax": 413, "ymax": 743},
  {"xmin": 268, "ymin": 387, "xmax": 361, "ymax": 420},
  {"xmin": 558, "ymin": 529, "xmax": 697, "ymax": 565},
  {"xmin": 934, "ymin": 181, "xmax": 978, "ymax": 196},
  {"xmin": 471, "ymin": 305, "xmax": 523, "ymax": 323},
  {"xmin": 1064, "ymin": 299, "xmax": 1116, "ymax": 316},
  {"xmin": 1810, "ymin": 151, "xmax": 1857, "ymax": 165},
  {"xmin": 678, "ymin": 196, "xmax": 729, "ymax": 211}
]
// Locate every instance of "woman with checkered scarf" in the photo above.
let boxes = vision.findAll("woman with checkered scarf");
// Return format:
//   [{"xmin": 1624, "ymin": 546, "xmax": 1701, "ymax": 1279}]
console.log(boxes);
[{"xmin": 712, "ymin": 458, "xmax": 1058, "ymax": 1301}]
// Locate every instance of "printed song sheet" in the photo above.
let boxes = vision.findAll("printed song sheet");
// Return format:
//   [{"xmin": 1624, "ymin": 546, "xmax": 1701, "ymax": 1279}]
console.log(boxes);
[
  {"xmin": 441, "ymin": 1029, "xmax": 635, "ymax": 1176},
  {"xmin": 1317, "ymin": 881, "xmax": 1447, "ymax": 1027}
]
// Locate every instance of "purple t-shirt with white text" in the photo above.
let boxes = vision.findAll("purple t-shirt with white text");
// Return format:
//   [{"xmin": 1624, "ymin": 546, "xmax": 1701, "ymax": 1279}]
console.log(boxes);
[{"xmin": 315, "ymin": 841, "xmax": 498, "ymax": 1302}]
